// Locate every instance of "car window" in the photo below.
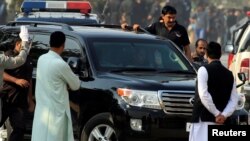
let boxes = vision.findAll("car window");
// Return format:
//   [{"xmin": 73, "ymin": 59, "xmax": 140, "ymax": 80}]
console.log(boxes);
[
  {"xmin": 241, "ymin": 26, "xmax": 250, "ymax": 52},
  {"xmin": 30, "ymin": 34, "xmax": 82, "ymax": 67},
  {"xmin": 245, "ymin": 38, "xmax": 250, "ymax": 52},
  {"xmin": 232, "ymin": 27, "xmax": 246, "ymax": 54},
  {"xmin": 238, "ymin": 25, "xmax": 250, "ymax": 52},
  {"xmin": 88, "ymin": 39, "xmax": 192, "ymax": 72}
]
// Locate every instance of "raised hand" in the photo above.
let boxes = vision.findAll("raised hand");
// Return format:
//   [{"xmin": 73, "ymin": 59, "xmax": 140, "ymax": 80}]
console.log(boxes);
[{"xmin": 19, "ymin": 25, "xmax": 29, "ymax": 42}]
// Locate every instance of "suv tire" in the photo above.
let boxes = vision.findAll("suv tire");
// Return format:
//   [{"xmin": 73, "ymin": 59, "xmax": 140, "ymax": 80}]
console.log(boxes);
[{"xmin": 80, "ymin": 113, "xmax": 119, "ymax": 141}]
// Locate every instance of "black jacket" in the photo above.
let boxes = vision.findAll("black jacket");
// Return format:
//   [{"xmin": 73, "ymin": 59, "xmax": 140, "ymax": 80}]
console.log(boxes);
[{"xmin": 191, "ymin": 61, "xmax": 234, "ymax": 122}]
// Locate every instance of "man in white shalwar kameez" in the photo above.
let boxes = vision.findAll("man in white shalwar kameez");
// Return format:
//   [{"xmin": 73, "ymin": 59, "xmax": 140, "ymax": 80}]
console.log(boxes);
[
  {"xmin": 31, "ymin": 31, "xmax": 80, "ymax": 141},
  {"xmin": 189, "ymin": 42, "xmax": 238, "ymax": 141}
]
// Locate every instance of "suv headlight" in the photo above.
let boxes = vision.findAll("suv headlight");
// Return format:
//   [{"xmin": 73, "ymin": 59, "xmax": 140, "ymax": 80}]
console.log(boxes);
[
  {"xmin": 236, "ymin": 93, "xmax": 245, "ymax": 110},
  {"xmin": 117, "ymin": 88, "xmax": 161, "ymax": 109}
]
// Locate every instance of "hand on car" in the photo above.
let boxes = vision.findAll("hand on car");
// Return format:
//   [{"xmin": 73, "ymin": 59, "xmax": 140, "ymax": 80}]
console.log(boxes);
[
  {"xmin": 121, "ymin": 23, "xmax": 128, "ymax": 30},
  {"xmin": 121, "ymin": 23, "xmax": 140, "ymax": 32},
  {"xmin": 133, "ymin": 24, "xmax": 140, "ymax": 31}
]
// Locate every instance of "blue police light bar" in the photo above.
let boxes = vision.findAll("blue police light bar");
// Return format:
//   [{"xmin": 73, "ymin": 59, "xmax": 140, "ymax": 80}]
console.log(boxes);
[
  {"xmin": 21, "ymin": 1, "xmax": 46, "ymax": 13},
  {"xmin": 21, "ymin": 1, "xmax": 92, "ymax": 14}
]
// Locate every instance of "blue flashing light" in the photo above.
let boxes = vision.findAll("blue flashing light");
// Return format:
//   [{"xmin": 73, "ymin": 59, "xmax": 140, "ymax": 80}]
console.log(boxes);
[{"xmin": 21, "ymin": 1, "xmax": 46, "ymax": 13}]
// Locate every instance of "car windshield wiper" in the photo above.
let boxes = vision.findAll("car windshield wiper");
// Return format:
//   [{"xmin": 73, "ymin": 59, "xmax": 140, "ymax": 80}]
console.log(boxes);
[
  {"xmin": 157, "ymin": 70, "xmax": 196, "ymax": 74},
  {"xmin": 110, "ymin": 68, "xmax": 157, "ymax": 73}
]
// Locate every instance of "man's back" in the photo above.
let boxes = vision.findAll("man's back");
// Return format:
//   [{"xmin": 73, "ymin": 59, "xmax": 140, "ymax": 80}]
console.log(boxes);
[
  {"xmin": 204, "ymin": 61, "xmax": 234, "ymax": 109},
  {"xmin": 35, "ymin": 51, "xmax": 68, "ymax": 106}
]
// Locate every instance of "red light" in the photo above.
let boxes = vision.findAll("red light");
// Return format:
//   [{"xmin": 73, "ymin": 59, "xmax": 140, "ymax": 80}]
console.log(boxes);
[
  {"xmin": 240, "ymin": 58, "xmax": 250, "ymax": 80},
  {"xmin": 247, "ymin": 11, "xmax": 250, "ymax": 17},
  {"xmin": 241, "ymin": 59, "xmax": 249, "ymax": 68},
  {"xmin": 67, "ymin": 1, "xmax": 92, "ymax": 14},
  {"xmin": 228, "ymin": 53, "xmax": 234, "ymax": 68}
]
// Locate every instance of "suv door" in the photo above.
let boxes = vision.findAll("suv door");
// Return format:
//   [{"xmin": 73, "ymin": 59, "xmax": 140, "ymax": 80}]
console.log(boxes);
[{"xmin": 22, "ymin": 31, "xmax": 84, "ymax": 137}]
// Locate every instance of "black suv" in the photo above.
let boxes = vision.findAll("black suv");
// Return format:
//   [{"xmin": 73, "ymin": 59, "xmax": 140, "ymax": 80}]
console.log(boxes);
[{"xmin": 0, "ymin": 21, "xmax": 248, "ymax": 141}]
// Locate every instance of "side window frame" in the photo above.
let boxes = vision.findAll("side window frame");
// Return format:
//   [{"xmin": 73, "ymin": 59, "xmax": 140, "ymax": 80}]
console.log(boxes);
[{"xmin": 29, "ymin": 32, "xmax": 84, "ymax": 67}]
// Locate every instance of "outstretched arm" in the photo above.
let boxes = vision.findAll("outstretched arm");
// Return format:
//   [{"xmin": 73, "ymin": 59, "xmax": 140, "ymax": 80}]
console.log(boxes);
[{"xmin": 3, "ymin": 72, "xmax": 29, "ymax": 88}]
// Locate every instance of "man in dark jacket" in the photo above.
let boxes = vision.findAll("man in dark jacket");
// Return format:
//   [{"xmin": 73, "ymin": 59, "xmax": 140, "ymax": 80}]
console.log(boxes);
[
  {"xmin": 189, "ymin": 42, "xmax": 238, "ymax": 141},
  {"xmin": 121, "ymin": 5, "xmax": 192, "ymax": 61}
]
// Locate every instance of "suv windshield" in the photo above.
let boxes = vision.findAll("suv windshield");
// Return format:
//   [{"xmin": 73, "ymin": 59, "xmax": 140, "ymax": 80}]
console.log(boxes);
[{"xmin": 88, "ymin": 38, "xmax": 194, "ymax": 73}]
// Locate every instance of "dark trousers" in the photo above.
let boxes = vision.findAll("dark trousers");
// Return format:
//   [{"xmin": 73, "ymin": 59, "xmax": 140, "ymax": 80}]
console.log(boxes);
[{"xmin": 0, "ymin": 99, "xmax": 26, "ymax": 141}]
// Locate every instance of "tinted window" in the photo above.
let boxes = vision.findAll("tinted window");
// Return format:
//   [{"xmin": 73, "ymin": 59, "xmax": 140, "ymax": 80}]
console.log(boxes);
[
  {"xmin": 242, "ymin": 27, "xmax": 250, "ymax": 52},
  {"xmin": 30, "ymin": 34, "xmax": 81, "ymax": 67},
  {"xmin": 88, "ymin": 39, "xmax": 193, "ymax": 72}
]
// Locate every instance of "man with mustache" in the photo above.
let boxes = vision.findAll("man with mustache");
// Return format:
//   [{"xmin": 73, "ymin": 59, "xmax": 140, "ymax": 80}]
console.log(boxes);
[
  {"xmin": 192, "ymin": 38, "xmax": 208, "ymax": 69},
  {"xmin": 121, "ymin": 5, "xmax": 192, "ymax": 61}
]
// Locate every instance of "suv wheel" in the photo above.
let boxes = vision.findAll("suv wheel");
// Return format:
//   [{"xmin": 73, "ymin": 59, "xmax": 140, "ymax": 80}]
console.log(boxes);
[{"xmin": 80, "ymin": 113, "xmax": 119, "ymax": 141}]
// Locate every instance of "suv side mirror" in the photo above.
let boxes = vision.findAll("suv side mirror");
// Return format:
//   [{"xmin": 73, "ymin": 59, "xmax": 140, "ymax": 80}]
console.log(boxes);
[
  {"xmin": 67, "ymin": 57, "xmax": 81, "ymax": 74},
  {"xmin": 236, "ymin": 72, "xmax": 246, "ymax": 88},
  {"xmin": 238, "ymin": 72, "xmax": 246, "ymax": 82}
]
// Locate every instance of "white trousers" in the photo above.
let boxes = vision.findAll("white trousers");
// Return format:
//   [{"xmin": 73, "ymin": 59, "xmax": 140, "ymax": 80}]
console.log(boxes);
[{"xmin": 189, "ymin": 121, "xmax": 217, "ymax": 141}]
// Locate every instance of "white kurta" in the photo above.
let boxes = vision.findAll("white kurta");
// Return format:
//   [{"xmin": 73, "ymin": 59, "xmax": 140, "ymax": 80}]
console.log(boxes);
[
  {"xmin": 31, "ymin": 51, "xmax": 80, "ymax": 141},
  {"xmin": 189, "ymin": 66, "xmax": 238, "ymax": 141}
]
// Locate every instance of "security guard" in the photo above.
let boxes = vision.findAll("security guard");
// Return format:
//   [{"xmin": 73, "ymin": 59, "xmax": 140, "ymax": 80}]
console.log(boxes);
[{"xmin": 121, "ymin": 5, "xmax": 192, "ymax": 61}]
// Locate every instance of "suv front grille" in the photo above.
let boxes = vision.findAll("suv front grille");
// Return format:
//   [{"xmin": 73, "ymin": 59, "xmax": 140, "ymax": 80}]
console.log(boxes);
[{"xmin": 159, "ymin": 90, "xmax": 195, "ymax": 115}]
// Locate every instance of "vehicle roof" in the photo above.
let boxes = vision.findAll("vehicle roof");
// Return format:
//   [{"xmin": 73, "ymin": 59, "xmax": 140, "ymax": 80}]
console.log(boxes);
[
  {"xmin": 2, "ymin": 21, "xmax": 168, "ymax": 40},
  {"xmin": 71, "ymin": 26, "xmax": 162, "ymax": 40}
]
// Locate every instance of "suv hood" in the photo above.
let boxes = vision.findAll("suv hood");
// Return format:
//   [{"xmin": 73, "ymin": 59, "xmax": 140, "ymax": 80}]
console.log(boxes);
[{"xmin": 96, "ymin": 72, "xmax": 196, "ymax": 91}]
